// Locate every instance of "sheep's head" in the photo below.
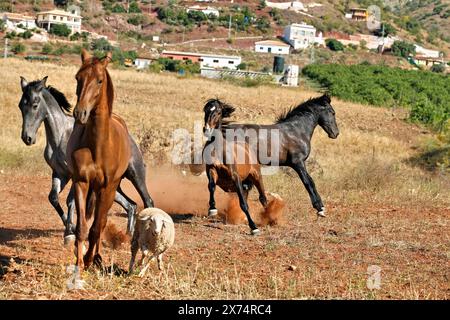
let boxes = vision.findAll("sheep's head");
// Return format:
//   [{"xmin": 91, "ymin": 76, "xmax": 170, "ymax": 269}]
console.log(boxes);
[{"xmin": 150, "ymin": 216, "xmax": 164, "ymax": 236}]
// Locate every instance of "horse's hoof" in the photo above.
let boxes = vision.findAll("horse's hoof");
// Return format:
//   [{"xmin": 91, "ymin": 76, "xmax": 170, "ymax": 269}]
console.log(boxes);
[
  {"xmin": 251, "ymin": 228, "xmax": 260, "ymax": 236},
  {"xmin": 317, "ymin": 209, "xmax": 326, "ymax": 217},
  {"xmin": 208, "ymin": 209, "xmax": 218, "ymax": 217},
  {"xmin": 64, "ymin": 234, "xmax": 76, "ymax": 246},
  {"xmin": 73, "ymin": 279, "xmax": 86, "ymax": 290}
]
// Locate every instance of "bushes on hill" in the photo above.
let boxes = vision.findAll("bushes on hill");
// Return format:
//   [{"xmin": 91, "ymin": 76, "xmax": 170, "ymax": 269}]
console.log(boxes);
[
  {"xmin": 391, "ymin": 40, "xmax": 416, "ymax": 58},
  {"xmin": 49, "ymin": 24, "xmax": 71, "ymax": 37},
  {"xmin": 325, "ymin": 39, "xmax": 344, "ymax": 51},
  {"xmin": 302, "ymin": 63, "xmax": 450, "ymax": 131}
]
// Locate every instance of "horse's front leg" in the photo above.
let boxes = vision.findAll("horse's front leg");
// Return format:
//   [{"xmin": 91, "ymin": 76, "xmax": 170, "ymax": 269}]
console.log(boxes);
[
  {"xmin": 206, "ymin": 167, "xmax": 218, "ymax": 216},
  {"xmin": 291, "ymin": 159, "xmax": 325, "ymax": 217},
  {"xmin": 84, "ymin": 184, "xmax": 117, "ymax": 269},
  {"xmin": 73, "ymin": 180, "xmax": 89, "ymax": 288},
  {"xmin": 48, "ymin": 172, "xmax": 68, "ymax": 226},
  {"xmin": 232, "ymin": 172, "xmax": 260, "ymax": 235}
]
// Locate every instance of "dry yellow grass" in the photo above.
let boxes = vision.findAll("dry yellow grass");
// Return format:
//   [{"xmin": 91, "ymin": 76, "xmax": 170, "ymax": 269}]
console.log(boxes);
[{"xmin": 0, "ymin": 58, "xmax": 449, "ymax": 299}]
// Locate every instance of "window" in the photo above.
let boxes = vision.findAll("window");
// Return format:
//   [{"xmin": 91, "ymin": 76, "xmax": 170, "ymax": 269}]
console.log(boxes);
[
  {"xmin": 278, "ymin": 48, "xmax": 282, "ymax": 51},
  {"xmin": 228, "ymin": 61, "xmax": 234, "ymax": 64},
  {"xmin": 53, "ymin": 16, "xmax": 57, "ymax": 20},
  {"xmin": 199, "ymin": 58, "xmax": 203, "ymax": 62},
  {"xmin": 213, "ymin": 59, "xmax": 219, "ymax": 63},
  {"xmin": 183, "ymin": 57, "xmax": 189, "ymax": 60},
  {"xmin": 260, "ymin": 47, "xmax": 264, "ymax": 50}
]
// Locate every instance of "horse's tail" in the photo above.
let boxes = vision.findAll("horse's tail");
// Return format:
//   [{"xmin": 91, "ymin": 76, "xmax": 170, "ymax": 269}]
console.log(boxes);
[{"xmin": 86, "ymin": 189, "xmax": 96, "ymax": 221}]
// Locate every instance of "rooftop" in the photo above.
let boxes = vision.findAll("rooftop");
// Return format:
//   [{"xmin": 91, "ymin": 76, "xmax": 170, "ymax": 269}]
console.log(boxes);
[
  {"xmin": 162, "ymin": 50, "xmax": 241, "ymax": 60},
  {"xmin": 255, "ymin": 40, "xmax": 290, "ymax": 47},
  {"xmin": 2, "ymin": 12, "xmax": 35, "ymax": 20},
  {"xmin": 38, "ymin": 9, "xmax": 82, "ymax": 18}
]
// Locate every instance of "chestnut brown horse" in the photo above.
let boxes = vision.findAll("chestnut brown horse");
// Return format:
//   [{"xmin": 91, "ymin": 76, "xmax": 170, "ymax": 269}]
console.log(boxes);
[
  {"xmin": 67, "ymin": 49, "xmax": 132, "ymax": 282},
  {"xmin": 202, "ymin": 101, "xmax": 268, "ymax": 235}
]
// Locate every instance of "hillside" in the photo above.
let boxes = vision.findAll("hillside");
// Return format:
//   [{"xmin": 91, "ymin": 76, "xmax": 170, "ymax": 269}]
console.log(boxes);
[{"xmin": 1, "ymin": 0, "xmax": 449, "ymax": 56}]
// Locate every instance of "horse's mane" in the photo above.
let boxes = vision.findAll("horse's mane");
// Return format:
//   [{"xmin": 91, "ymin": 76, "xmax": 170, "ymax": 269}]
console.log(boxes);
[
  {"xmin": 275, "ymin": 94, "xmax": 331, "ymax": 124},
  {"xmin": 105, "ymin": 68, "xmax": 114, "ymax": 115},
  {"xmin": 204, "ymin": 98, "xmax": 235, "ymax": 119},
  {"xmin": 26, "ymin": 80, "xmax": 72, "ymax": 115},
  {"xmin": 47, "ymin": 86, "xmax": 72, "ymax": 113}
]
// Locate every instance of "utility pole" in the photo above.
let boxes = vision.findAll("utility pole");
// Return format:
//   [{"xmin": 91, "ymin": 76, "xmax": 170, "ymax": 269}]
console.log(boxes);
[
  {"xmin": 228, "ymin": 14, "xmax": 232, "ymax": 39},
  {"xmin": 4, "ymin": 38, "xmax": 8, "ymax": 59}
]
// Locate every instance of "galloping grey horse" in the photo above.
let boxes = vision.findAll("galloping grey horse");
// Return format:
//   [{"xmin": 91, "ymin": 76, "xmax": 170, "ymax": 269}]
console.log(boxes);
[{"xmin": 18, "ymin": 76, "xmax": 154, "ymax": 241}]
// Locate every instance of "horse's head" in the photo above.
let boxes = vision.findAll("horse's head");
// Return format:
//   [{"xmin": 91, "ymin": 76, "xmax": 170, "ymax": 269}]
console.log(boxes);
[
  {"xmin": 74, "ymin": 49, "xmax": 112, "ymax": 124},
  {"xmin": 202, "ymin": 99, "xmax": 235, "ymax": 138},
  {"xmin": 316, "ymin": 93, "xmax": 339, "ymax": 139},
  {"xmin": 18, "ymin": 76, "xmax": 48, "ymax": 145}
]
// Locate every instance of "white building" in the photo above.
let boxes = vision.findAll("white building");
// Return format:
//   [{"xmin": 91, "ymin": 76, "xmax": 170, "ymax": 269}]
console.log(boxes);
[
  {"xmin": 199, "ymin": 53, "xmax": 241, "ymax": 69},
  {"xmin": 254, "ymin": 40, "xmax": 290, "ymax": 54},
  {"xmin": 1, "ymin": 12, "xmax": 37, "ymax": 29},
  {"xmin": 134, "ymin": 57, "xmax": 152, "ymax": 70},
  {"xmin": 414, "ymin": 44, "xmax": 440, "ymax": 59},
  {"xmin": 283, "ymin": 23, "xmax": 317, "ymax": 49},
  {"xmin": 161, "ymin": 51, "xmax": 241, "ymax": 70},
  {"xmin": 186, "ymin": 5, "xmax": 220, "ymax": 17},
  {"xmin": 36, "ymin": 9, "xmax": 82, "ymax": 34}
]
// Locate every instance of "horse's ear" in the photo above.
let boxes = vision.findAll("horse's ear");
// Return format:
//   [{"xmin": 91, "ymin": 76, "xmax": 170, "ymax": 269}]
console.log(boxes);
[
  {"xmin": 40, "ymin": 76, "xmax": 48, "ymax": 88},
  {"xmin": 81, "ymin": 48, "xmax": 91, "ymax": 63},
  {"xmin": 323, "ymin": 92, "xmax": 331, "ymax": 103},
  {"xmin": 101, "ymin": 52, "xmax": 112, "ymax": 67},
  {"xmin": 20, "ymin": 76, "xmax": 28, "ymax": 91}
]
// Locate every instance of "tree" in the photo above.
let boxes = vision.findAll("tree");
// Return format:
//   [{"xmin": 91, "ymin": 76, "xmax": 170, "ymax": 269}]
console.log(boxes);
[
  {"xmin": 325, "ymin": 38, "xmax": 344, "ymax": 51},
  {"xmin": 391, "ymin": 40, "xmax": 416, "ymax": 58},
  {"xmin": 256, "ymin": 17, "xmax": 270, "ymax": 33},
  {"xmin": 258, "ymin": 0, "xmax": 266, "ymax": 10},
  {"xmin": 112, "ymin": 4, "xmax": 127, "ymax": 13},
  {"xmin": 49, "ymin": 24, "xmax": 71, "ymax": 37}
]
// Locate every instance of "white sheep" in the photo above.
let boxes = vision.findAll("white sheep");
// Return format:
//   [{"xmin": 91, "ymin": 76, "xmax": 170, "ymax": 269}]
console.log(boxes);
[{"xmin": 128, "ymin": 208, "xmax": 175, "ymax": 277}]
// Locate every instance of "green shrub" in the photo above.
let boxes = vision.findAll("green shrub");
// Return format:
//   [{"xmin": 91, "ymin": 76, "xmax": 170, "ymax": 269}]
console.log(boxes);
[
  {"xmin": 391, "ymin": 40, "xmax": 416, "ymax": 58},
  {"xmin": 20, "ymin": 30, "xmax": 33, "ymax": 39},
  {"xmin": 41, "ymin": 43, "xmax": 53, "ymax": 54},
  {"xmin": 129, "ymin": 1, "xmax": 142, "ymax": 13},
  {"xmin": 49, "ymin": 24, "xmax": 71, "ymax": 37},
  {"xmin": 302, "ymin": 63, "xmax": 450, "ymax": 130},
  {"xmin": 91, "ymin": 38, "xmax": 113, "ymax": 51},
  {"xmin": 12, "ymin": 43, "xmax": 26, "ymax": 54},
  {"xmin": 112, "ymin": 4, "xmax": 127, "ymax": 13},
  {"xmin": 430, "ymin": 63, "xmax": 446, "ymax": 73},
  {"xmin": 325, "ymin": 38, "xmax": 344, "ymax": 51},
  {"xmin": 127, "ymin": 14, "xmax": 147, "ymax": 26}
]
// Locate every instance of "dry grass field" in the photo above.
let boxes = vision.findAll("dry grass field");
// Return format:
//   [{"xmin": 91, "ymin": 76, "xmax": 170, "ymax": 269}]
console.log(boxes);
[{"xmin": 0, "ymin": 58, "xmax": 449, "ymax": 299}]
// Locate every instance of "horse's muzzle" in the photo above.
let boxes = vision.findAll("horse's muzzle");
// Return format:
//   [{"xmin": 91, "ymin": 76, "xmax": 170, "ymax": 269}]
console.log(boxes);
[
  {"xmin": 74, "ymin": 108, "xmax": 90, "ymax": 124},
  {"xmin": 329, "ymin": 131, "xmax": 339, "ymax": 139},
  {"xmin": 203, "ymin": 127, "xmax": 213, "ymax": 139},
  {"xmin": 21, "ymin": 133, "xmax": 35, "ymax": 145}
]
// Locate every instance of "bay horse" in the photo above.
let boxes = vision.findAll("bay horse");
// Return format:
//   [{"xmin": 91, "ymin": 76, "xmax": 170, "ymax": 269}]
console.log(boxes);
[
  {"xmin": 67, "ymin": 49, "xmax": 135, "ymax": 280},
  {"xmin": 203, "ymin": 101, "xmax": 268, "ymax": 235},
  {"xmin": 206, "ymin": 94, "xmax": 339, "ymax": 218},
  {"xmin": 18, "ymin": 76, "xmax": 154, "ymax": 241}
]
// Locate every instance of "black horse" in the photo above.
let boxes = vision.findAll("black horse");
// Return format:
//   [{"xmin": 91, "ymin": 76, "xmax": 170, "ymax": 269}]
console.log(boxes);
[{"xmin": 204, "ymin": 93, "xmax": 339, "ymax": 217}]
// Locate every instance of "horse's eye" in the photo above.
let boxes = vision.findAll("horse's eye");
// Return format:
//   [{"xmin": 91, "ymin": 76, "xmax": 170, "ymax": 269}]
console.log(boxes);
[
  {"xmin": 33, "ymin": 104, "xmax": 38, "ymax": 110},
  {"xmin": 98, "ymin": 80, "xmax": 103, "ymax": 85}
]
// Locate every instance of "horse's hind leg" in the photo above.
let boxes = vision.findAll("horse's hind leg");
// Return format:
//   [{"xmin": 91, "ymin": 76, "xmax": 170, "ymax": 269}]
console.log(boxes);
[
  {"xmin": 251, "ymin": 174, "xmax": 268, "ymax": 209},
  {"xmin": 126, "ymin": 141, "xmax": 154, "ymax": 208},
  {"xmin": 64, "ymin": 185, "xmax": 76, "ymax": 245},
  {"xmin": 233, "ymin": 173, "xmax": 259, "ymax": 235},
  {"xmin": 290, "ymin": 160, "xmax": 325, "ymax": 217},
  {"xmin": 49, "ymin": 172, "xmax": 68, "ymax": 226},
  {"xmin": 115, "ymin": 186, "xmax": 137, "ymax": 236}
]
